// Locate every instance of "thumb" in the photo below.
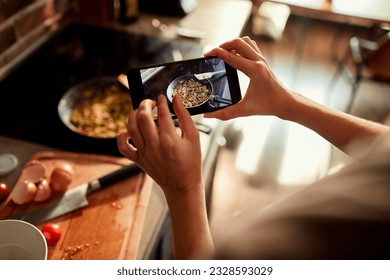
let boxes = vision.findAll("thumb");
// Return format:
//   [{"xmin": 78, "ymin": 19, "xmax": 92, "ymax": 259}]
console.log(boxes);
[{"xmin": 204, "ymin": 105, "xmax": 241, "ymax": 120}]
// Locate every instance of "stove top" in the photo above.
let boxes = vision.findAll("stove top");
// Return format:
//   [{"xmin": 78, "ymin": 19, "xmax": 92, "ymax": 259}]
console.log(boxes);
[{"xmin": 0, "ymin": 21, "xmax": 204, "ymax": 156}]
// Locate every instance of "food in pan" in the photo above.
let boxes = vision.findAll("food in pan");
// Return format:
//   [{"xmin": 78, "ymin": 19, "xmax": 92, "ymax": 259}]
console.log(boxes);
[
  {"xmin": 172, "ymin": 78, "xmax": 210, "ymax": 107},
  {"xmin": 69, "ymin": 84, "xmax": 132, "ymax": 138}
]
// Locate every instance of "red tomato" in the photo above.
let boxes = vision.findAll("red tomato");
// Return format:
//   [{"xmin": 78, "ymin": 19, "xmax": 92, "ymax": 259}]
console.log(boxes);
[
  {"xmin": 0, "ymin": 182, "xmax": 9, "ymax": 200},
  {"xmin": 42, "ymin": 223, "xmax": 62, "ymax": 246}
]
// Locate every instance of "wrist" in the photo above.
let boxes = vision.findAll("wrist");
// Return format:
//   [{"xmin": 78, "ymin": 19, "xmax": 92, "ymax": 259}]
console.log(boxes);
[
  {"xmin": 164, "ymin": 181, "xmax": 205, "ymax": 207},
  {"xmin": 274, "ymin": 89, "xmax": 298, "ymax": 120}
]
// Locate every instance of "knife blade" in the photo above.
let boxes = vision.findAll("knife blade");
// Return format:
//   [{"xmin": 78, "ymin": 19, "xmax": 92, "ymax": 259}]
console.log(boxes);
[{"xmin": 9, "ymin": 163, "xmax": 141, "ymax": 225}]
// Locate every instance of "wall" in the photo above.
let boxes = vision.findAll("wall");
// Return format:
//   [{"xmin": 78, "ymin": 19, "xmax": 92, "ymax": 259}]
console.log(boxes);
[{"xmin": 0, "ymin": 0, "xmax": 115, "ymax": 73}]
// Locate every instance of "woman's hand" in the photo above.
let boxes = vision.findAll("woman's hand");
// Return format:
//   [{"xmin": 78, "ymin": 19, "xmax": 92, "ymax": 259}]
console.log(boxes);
[
  {"xmin": 118, "ymin": 95, "xmax": 214, "ymax": 259},
  {"xmin": 205, "ymin": 37, "xmax": 390, "ymax": 153},
  {"xmin": 204, "ymin": 36, "xmax": 293, "ymax": 120},
  {"xmin": 117, "ymin": 94, "xmax": 202, "ymax": 195}
]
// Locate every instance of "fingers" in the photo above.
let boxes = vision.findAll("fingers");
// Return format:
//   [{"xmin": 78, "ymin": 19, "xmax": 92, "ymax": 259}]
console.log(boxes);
[
  {"xmin": 205, "ymin": 46, "xmax": 254, "ymax": 77},
  {"xmin": 204, "ymin": 37, "xmax": 265, "ymax": 78},
  {"xmin": 126, "ymin": 110, "xmax": 143, "ymax": 150},
  {"xmin": 172, "ymin": 95, "xmax": 198, "ymax": 139},
  {"xmin": 126, "ymin": 99, "xmax": 157, "ymax": 153},
  {"xmin": 221, "ymin": 37, "xmax": 261, "ymax": 61},
  {"xmin": 157, "ymin": 95, "xmax": 177, "ymax": 136},
  {"xmin": 203, "ymin": 103, "xmax": 243, "ymax": 120},
  {"xmin": 241, "ymin": 36, "xmax": 262, "ymax": 54},
  {"xmin": 117, "ymin": 132, "xmax": 138, "ymax": 162},
  {"xmin": 156, "ymin": 94, "xmax": 198, "ymax": 141},
  {"xmin": 206, "ymin": 37, "xmax": 262, "ymax": 62},
  {"xmin": 138, "ymin": 99, "xmax": 159, "ymax": 141}
]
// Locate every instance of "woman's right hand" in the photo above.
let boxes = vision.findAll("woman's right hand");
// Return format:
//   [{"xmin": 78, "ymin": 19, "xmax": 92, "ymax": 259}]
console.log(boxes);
[
  {"xmin": 204, "ymin": 36, "xmax": 293, "ymax": 120},
  {"xmin": 117, "ymin": 95, "xmax": 202, "ymax": 196}
]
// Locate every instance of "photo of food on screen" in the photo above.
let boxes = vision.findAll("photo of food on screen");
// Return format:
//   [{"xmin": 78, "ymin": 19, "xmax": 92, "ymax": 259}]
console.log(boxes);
[{"xmin": 139, "ymin": 58, "xmax": 233, "ymax": 115}]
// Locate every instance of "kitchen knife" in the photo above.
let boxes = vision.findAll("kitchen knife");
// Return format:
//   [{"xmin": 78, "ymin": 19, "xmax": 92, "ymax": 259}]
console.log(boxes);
[{"xmin": 9, "ymin": 163, "xmax": 141, "ymax": 225}]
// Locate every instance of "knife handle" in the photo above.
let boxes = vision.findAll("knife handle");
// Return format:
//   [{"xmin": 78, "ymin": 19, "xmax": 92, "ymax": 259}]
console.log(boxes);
[{"xmin": 88, "ymin": 164, "xmax": 142, "ymax": 193}]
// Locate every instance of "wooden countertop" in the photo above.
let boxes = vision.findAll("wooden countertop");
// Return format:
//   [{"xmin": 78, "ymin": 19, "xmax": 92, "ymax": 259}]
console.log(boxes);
[{"xmin": 0, "ymin": 136, "xmax": 167, "ymax": 259}]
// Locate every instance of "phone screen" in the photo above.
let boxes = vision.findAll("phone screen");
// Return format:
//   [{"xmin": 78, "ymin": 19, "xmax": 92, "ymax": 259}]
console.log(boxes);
[{"xmin": 127, "ymin": 57, "xmax": 241, "ymax": 117}]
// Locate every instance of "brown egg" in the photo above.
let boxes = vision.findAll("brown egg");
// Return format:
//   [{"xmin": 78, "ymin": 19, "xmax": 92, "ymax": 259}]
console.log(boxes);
[
  {"xmin": 11, "ymin": 180, "xmax": 37, "ymax": 205},
  {"xmin": 22, "ymin": 160, "xmax": 47, "ymax": 183},
  {"xmin": 34, "ymin": 178, "xmax": 52, "ymax": 202},
  {"xmin": 50, "ymin": 162, "xmax": 74, "ymax": 192}
]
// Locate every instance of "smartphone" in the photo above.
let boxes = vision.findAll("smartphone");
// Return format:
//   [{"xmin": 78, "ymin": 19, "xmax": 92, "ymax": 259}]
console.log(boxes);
[{"xmin": 127, "ymin": 57, "xmax": 241, "ymax": 117}]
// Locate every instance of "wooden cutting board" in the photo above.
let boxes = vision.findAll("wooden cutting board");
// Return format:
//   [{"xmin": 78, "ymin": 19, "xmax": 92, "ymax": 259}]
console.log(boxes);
[{"xmin": 0, "ymin": 151, "xmax": 152, "ymax": 260}]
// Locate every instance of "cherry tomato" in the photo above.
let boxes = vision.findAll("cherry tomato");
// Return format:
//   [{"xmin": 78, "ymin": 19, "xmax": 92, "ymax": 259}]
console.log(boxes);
[
  {"xmin": 0, "ymin": 182, "xmax": 9, "ymax": 200},
  {"xmin": 42, "ymin": 223, "xmax": 62, "ymax": 246}
]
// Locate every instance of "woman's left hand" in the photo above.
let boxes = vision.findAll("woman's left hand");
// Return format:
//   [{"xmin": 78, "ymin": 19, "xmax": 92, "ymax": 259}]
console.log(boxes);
[{"xmin": 117, "ymin": 95, "xmax": 202, "ymax": 195}]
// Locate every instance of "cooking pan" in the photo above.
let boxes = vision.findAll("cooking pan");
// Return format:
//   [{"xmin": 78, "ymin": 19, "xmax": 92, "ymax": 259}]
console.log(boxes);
[
  {"xmin": 57, "ymin": 76, "xmax": 132, "ymax": 139},
  {"xmin": 166, "ymin": 73, "xmax": 232, "ymax": 108}
]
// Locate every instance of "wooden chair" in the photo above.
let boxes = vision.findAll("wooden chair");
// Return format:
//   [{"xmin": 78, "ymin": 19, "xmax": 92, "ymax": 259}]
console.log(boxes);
[{"xmin": 329, "ymin": 31, "xmax": 390, "ymax": 112}]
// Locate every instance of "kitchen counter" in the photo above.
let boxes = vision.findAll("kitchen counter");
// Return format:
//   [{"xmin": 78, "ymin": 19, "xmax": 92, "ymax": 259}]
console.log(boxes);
[
  {"xmin": 113, "ymin": 0, "xmax": 253, "ymax": 47},
  {"xmin": 0, "ymin": 136, "xmax": 164, "ymax": 259},
  {"xmin": 0, "ymin": 0, "xmax": 252, "ymax": 259}
]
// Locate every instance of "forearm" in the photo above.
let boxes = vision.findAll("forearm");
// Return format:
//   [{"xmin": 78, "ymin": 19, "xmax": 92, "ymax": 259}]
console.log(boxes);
[
  {"xmin": 206, "ymin": 37, "xmax": 389, "ymax": 152},
  {"xmin": 165, "ymin": 183, "xmax": 215, "ymax": 259},
  {"xmin": 279, "ymin": 93, "xmax": 390, "ymax": 154}
]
